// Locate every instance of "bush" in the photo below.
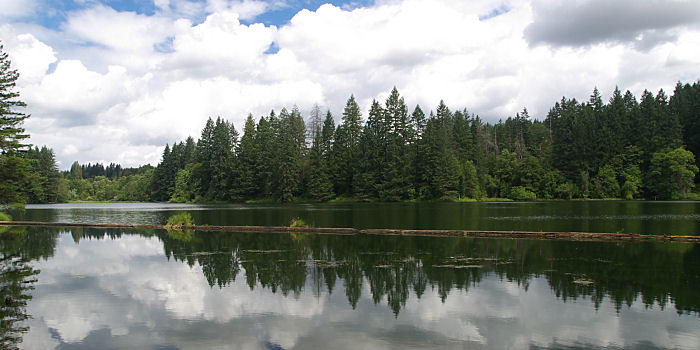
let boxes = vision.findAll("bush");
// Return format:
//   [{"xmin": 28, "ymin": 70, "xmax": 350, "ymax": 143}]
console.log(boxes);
[
  {"xmin": 289, "ymin": 217, "xmax": 309, "ymax": 228},
  {"xmin": 164, "ymin": 212, "xmax": 194, "ymax": 229},
  {"xmin": 0, "ymin": 211, "xmax": 11, "ymax": 221},
  {"xmin": 509, "ymin": 186, "xmax": 537, "ymax": 201}
]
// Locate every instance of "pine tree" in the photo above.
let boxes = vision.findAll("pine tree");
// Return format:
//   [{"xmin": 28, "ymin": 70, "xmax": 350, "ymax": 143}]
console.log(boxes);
[
  {"xmin": 233, "ymin": 114, "xmax": 258, "ymax": 198},
  {"xmin": 0, "ymin": 42, "xmax": 32, "ymax": 204},
  {"xmin": 380, "ymin": 87, "xmax": 411, "ymax": 201},
  {"xmin": 255, "ymin": 113, "xmax": 276, "ymax": 197},
  {"xmin": 208, "ymin": 117, "xmax": 236, "ymax": 200},
  {"xmin": 670, "ymin": 81, "xmax": 700, "ymax": 175},
  {"xmin": 193, "ymin": 117, "xmax": 216, "ymax": 198},
  {"xmin": 332, "ymin": 95, "xmax": 363, "ymax": 196},
  {"xmin": 277, "ymin": 107, "xmax": 306, "ymax": 202},
  {"xmin": 355, "ymin": 100, "xmax": 385, "ymax": 198},
  {"xmin": 417, "ymin": 101, "xmax": 459, "ymax": 199},
  {"xmin": 0, "ymin": 43, "xmax": 29, "ymax": 155},
  {"xmin": 308, "ymin": 112, "xmax": 335, "ymax": 200}
]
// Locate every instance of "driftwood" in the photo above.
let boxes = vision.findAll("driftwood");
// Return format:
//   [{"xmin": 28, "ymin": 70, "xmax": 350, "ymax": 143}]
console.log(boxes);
[{"xmin": 1, "ymin": 221, "xmax": 699, "ymax": 243}]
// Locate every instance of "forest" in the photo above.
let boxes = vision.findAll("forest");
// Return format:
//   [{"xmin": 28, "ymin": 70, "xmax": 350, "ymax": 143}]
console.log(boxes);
[{"xmin": 7, "ymin": 82, "xmax": 700, "ymax": 204}]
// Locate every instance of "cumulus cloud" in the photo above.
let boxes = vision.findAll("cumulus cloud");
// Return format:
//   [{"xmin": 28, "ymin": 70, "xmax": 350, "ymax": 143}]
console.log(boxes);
[
  {"xmin": 524, "ymin": 0, "xmax": 700, "ymax": 49},
  {"xmin": 0, "ymin": 0, "xmax": 699, "ymax": 168}
]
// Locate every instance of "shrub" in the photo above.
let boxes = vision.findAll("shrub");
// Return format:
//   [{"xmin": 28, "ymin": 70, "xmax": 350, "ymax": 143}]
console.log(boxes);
[
  {"xmin": 509, "ymin": 186, "xmax": 537, "ymax": 201},
  {"xmin": 164, "ymin": 212, "xmax": 194, "ymax": 229},
  {"xmin": 289, "ymin": 217, "xmax": 309, "ymax": 228}
]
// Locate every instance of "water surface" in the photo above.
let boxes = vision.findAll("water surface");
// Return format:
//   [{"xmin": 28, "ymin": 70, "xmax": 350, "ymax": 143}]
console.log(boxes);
[
  {"xmin": 21, "ymin": 201, "xmax": 700, "ymax": 235},
  {"xmin": 2, "ymin": 226, "xmax": 699, "ymax": 349}
]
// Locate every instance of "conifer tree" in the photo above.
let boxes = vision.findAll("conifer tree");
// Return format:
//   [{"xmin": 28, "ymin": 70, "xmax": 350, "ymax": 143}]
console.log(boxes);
[
  {"xmin": 0, "ymin": 43, "xmax": 29, "ymax": 154},
  {"xmin": 332, "ymin": 95, "xmax": 363, "ymax": 196},
  {"xmin": 0, "ymin": 42, "xmax": 32, "ymax": 204},
  {"xmin": 380, "ymin": 88, "xmax": 411, "ymax": 200},
  {"xmin": 308, "ymin": 113, "xmax": 335, "ymax": 200},
  {"xmin": 233, "ymin": 114, "xmax": 258, "ymax": 198},
  {"xmin": 355, "ymin": 100, "xmax": 385, "ymax": 198}
]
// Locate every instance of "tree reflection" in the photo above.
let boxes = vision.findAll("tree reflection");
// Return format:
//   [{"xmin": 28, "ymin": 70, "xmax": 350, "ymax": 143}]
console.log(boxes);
[
  {"xmin": 155, "ymin": 230, "xmax": 700, "ymax": 316},
  {"xmin": 10, "ymin": 226, "xmax": 700, "ymax": 317},
  {"xmin": 0, "ymin": 227, "xmax": 57, "ymax": 349}
]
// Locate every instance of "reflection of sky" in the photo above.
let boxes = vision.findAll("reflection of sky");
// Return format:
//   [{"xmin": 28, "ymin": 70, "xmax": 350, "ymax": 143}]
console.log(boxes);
[{"xmin": 20, "ymin": 234, "xmax": 700, "ymax": 349}]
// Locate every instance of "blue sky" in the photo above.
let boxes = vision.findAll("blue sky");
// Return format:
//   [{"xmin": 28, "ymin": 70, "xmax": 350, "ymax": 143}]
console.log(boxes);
[
  {"xmin": 1, "ymin": 0, "xmax": 698, "ymax": 168},
  {"xmin": 25, "ymin": 0, "xmax": 376, "ymax": 29}
]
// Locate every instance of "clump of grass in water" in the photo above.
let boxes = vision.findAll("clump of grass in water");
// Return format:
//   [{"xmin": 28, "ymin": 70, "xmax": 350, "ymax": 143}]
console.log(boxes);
[
  {"xmin": 164, "ymin": 213, "xmax": 195, "ymax": 241},
  {"xmin": 164, "ymin": 212, "xmax": 194, "ymax": 230},
  {"xmin": 289, "ymin": 217, "xmax": 309, "ymax": 228}
]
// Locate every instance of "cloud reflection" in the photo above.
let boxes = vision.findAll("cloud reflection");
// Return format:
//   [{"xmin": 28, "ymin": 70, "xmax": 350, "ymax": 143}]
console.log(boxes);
[{"xmin": 16, "ymin": 231, "xmax": 700, "ymax": 349}]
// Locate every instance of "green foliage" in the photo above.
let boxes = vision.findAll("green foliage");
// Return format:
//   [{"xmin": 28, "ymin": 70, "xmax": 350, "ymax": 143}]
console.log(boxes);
[
  {"xmin": 21, "ymin": 83, "xmax": 700, "ymax": 204},
  {"xmin": 164, "ymin": 212, "xmax": 195, "ymax": 241},
  {"xmin": 165, "ymin": 212, "xmax": 195, "ymax": 228},
  {"xmin": 0, "ymin": 43, "xmax": 29, "ymax": 154},
  {"xmin": 647, "ymin": 147, "xmax": 699, "ymax": 199},
  {"xmin": 170, "ymin": 169, "xmax": 195, "ymax": 203},
  {"xmin": 289, "ymin": 217, "xmax": 309, "ymax": 228},
  {"xmin": 509, "ymin": 186, "xmax": 537, "ymax": 201},
  {"xmin": 592, "ymin": 164, "xmax": 620, "ymax": 199},
  {"xmin": 0, "ymin": 211, "xmax": 10, "ymax": 221},
  {"xmin": 0, "ymin": 43, "xmax": 32, "ymax": 205},
  {"xmin": 460, "ymin": 160, "xmax": 481, "ymax": 199}
]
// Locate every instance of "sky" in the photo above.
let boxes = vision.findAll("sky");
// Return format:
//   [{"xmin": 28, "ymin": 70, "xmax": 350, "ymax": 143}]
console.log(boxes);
[{"xmin": 1, "ymin": 0, "xmax": 699, "ymax": 169}]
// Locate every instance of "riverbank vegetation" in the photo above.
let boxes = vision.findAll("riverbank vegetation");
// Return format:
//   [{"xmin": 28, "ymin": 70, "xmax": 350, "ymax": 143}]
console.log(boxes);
[
  {"xmin": 66, "ymin": 83, "xmax": 700, "ymax": 203},
  {"xmin": 1, "ymin": 43, "xmax": 699, "ymax": 204},
  {"xmin": 8, "ymin": 84, "xmax": 700, "ymax": 204}
]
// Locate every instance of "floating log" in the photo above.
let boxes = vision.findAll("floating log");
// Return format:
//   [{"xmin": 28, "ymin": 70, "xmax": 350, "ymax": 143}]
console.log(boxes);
[{"xmin": 1, "ymin": 221, "xmax": 699, "ymax": 243}]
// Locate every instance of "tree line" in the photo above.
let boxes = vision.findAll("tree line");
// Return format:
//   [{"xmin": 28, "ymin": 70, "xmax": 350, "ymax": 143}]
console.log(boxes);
[
  {"xmin": 143, "ymin": 84, "xmax": 700, "ymax": 203},
  {"xmin": 2, "ymin": 41, "xmax": 699, "ymax": 204},
  {"xmin": 8, "ymin": 84, "xmax": 700, "ymax": 204}
]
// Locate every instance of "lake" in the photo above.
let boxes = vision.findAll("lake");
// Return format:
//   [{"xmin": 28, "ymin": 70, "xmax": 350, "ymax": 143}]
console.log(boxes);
[
  {"xmin": 2, "ymin": 202, "xmax": 700, "ymax": 349},
  {"xmin": 19, "ymin": 200, "xmax": 700, "ymax": 235}
]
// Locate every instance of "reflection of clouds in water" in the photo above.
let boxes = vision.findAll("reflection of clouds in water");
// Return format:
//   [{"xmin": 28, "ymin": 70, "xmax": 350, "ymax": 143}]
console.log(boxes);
[{"xmin": 21, "ymin": 234, "xmax": 700, "ymax": 349}]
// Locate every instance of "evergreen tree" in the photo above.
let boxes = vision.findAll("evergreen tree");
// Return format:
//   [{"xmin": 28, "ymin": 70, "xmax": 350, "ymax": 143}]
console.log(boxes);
[
  {"xmin": 233, "ymin": 114, "xmax": 258, "ymax": 198},
  {"xmin": 332, "ymin": 95, "xmax": 363, "ymax": 196},
  {"xmin": 0, "ymin": 42, "xmax": 31, "ymax": 204},
  {"xmin": 255, "ymin": 113, "xmax": 276, "ymax": 197},
  {"xmin": 308, "ymin": 112, "xmax": 335, "ymax": 201},
  {"xmin": 417, "ymin": 102, "xmax": 460, "ymax": 199},
  {"xmin": 670, "ymin": 81, "xmax": 700, "ymax": 175},
  {"xmin": 193, "ymin": 117, "xmax": 216, "ymax": 198},
  {"xmin": 277, "ymin": 107, "xmax": 306, "ymax": 202},
  {"xmin": 0, "ymin": 43, "xmax": 29, "ymax": 155},
  {"xmin": 380, "ymin": 87, "xmax": 411, "ymax": 201},
  {"xmin": 209, "ymin": 117, "xmax": 237, "ymax": 200},
  {"xmin": 355, "ymin": 100, "xmax": 385, "ymax": 198}
]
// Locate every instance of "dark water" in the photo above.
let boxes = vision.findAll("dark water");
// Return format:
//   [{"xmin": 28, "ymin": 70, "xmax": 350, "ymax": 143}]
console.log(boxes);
[
  {"xmin": 1, "ymin": 225, "xmax": 699, "ymax": 349},
  {"xmin": 21, "ymin": 201, "xmax": 700, "ymax": 235}
]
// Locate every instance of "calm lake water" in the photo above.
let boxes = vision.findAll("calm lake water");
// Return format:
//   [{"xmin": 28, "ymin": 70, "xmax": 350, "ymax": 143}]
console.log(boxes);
[
  {"xmin": 19, "ymin": 200, "xmax": 700, "ymax": 235},
  {"xmin": 1, "ymin": 225, "xmax": 699, "ymax": 349},
  {"xmin": 3, "ymin": 202, "xmax": 700, "ymax": 349}
]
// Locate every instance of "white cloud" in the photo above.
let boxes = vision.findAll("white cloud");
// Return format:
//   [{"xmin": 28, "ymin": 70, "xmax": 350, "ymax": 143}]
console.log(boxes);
[
  {"xmin": 64, "ymin": 5, "xmax": 173, "ymax": 52},
  {"xmin": 0, "ymin": 0, "xmax": 37, "ymax": 19},
  {"xmin": 0, "ymin": 28, "xmax": 56, "ymax": 83},
  {"xmin": 0, "ymin": 0, "xmax": 697, "ymax": 168},
  {"xmin": 23, "ymin": 60, "xmax": 138, "ymax": 127},
  {"xmin": 165, "ymin": 11, "xmax": 276, "ymax": 79},
  {"xmin": 206, "ymin": 0, "xmax": 271, "ymax": 21}
]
